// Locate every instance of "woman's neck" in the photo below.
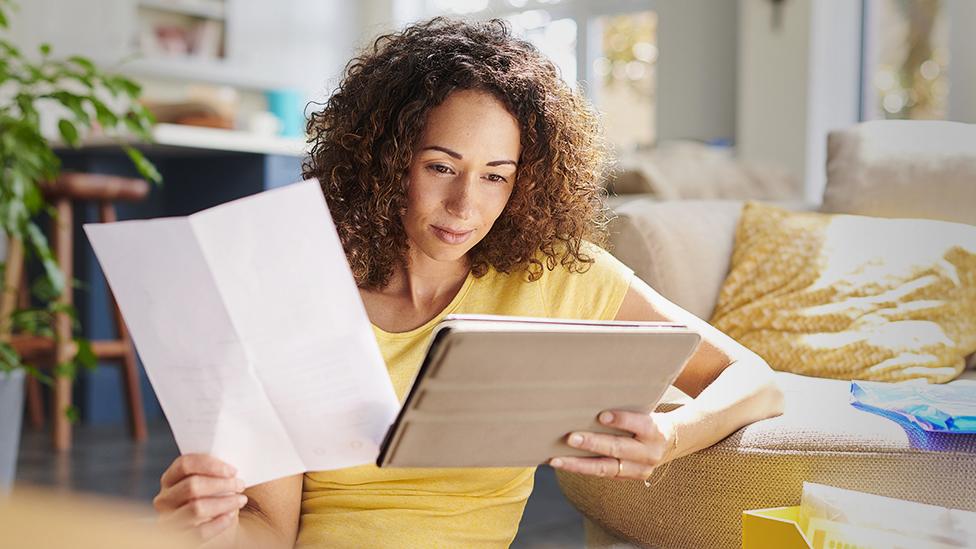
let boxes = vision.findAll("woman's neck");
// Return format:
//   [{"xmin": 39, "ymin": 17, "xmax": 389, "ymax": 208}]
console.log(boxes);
[{"xmin": 381, "ymin": 252, "xmax": 470, "ymax": 310}]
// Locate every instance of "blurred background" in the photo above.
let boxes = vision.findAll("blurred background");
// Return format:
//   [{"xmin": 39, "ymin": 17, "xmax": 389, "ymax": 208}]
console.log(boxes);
[
  {"xmin": 8, "ymin": 0, "xmax": 975, "ymax": 202},
  {"xmin": 3, "ymin": 1, "xmax": 975, "ymax": 547}
]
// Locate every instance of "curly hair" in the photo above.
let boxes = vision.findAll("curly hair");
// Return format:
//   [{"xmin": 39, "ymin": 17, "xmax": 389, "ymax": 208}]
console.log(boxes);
[{"xmin": 303, "ymin": 17, "xmax": 614, "ymax": 290}]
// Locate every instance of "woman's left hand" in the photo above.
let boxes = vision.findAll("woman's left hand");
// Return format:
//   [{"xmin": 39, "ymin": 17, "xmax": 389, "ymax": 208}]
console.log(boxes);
[{"xmin": 548, "ymin": 410, "xmax": 677, "ymax": 481}]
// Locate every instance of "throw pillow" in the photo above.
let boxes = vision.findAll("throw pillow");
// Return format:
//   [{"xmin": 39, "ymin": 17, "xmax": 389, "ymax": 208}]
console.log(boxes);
[
  {"xmin": 823, "ymin": 120, "xmax": 976, "ymax": 225},
  {"xmin": 710, "ymin": 202, "xmax": 976, "ymax": 383}
]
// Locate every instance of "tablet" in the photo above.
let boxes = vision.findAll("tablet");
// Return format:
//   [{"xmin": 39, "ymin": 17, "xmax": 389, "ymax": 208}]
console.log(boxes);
[{"xmin": 376, "ymin": 314, "xmax": 701, "ymax": 468}]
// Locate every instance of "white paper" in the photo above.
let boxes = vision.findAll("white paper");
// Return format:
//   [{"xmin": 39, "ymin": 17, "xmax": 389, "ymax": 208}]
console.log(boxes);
[{"xmin": 84, "ymin": 179, "xmax": 399, "ymax": 486}]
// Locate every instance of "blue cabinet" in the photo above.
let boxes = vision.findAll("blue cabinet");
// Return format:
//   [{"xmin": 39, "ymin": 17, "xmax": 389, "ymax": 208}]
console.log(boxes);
[{"xmin": 56, "ymin": 144, "xmax": 305, "ymax": 425}]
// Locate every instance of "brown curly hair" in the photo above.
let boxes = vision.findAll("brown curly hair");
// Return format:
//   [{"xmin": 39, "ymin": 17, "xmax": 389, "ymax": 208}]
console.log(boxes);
[{"xmin": 303, "ymin": 17, "xmax": 614, "ymax": 290}]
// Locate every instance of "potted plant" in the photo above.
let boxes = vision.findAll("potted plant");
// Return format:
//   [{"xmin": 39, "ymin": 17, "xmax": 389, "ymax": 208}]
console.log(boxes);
[{"xmin": 0, "ymin": 0, "xmax": 160, "ymax": 492}]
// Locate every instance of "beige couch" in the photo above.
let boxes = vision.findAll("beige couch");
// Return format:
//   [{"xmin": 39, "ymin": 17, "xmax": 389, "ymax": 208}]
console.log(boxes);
[{"xmin": 558, "ymin": 121, "xmax": 976, "ymax": 549}]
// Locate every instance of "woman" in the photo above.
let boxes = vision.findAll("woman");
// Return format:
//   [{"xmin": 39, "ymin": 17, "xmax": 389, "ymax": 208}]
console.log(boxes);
[{"xmin": 153, "ymin": 18, "xmax": 783, "ymax": 548}]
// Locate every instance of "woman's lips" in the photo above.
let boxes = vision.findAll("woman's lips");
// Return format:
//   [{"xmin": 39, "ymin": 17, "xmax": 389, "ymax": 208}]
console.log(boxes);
[{"xmin": 431, "ymin": 225, "xmax": 473, "ymax": 244}]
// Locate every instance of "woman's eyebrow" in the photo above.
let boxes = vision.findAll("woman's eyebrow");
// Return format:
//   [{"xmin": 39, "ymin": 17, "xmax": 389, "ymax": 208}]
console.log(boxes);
[{"xmin": 422, "ymin": 145, "xmax": 517, "ymax": 167}]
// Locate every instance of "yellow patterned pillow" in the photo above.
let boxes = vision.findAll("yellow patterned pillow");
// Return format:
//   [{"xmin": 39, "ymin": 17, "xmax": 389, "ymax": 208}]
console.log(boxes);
[{"xmin": 710, "ymin": 202, "xmax": 976, "ymax": 383}]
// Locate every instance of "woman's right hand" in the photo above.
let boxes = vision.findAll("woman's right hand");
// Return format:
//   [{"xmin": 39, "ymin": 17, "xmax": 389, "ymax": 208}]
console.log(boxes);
[{"xmin": 153, "ymin": 454, "xmax": 248, "ymax": 543}]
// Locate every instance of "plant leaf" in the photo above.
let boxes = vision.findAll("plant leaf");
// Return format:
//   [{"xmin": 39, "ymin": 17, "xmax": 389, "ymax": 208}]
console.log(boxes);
[
  {"xmin": 0, "ymin": 39, "xmax": 20, "ymax": 58},
  {"xmin": 55, "ymin": 361, "xmax": 77, "ymax": 380},
  {"xmin": 90, "ymin": 97, "xmax": 118, "ymax": 128},
  {"xmin": 106, "ymin": 75, "xmax": 142, "ymax": 98},
  {"xmin": 124, "ymin": 146, "xmax": 161, "ymax": 184},
  {"xmin": 67, "ymin": 55, "xmax": 96, "ymax": 74},
  {"xmin": 74, "ymin": 338, "xmax": 96, "ymax": 371},
  {"xmin": 0, "ymin": 342, "xmax": 24, "ymax": 371},
  {"xmin": 39, "ymin": 43, "xmax": 51, "ymax": 56},
  {"xmin": 64, "ymin": 404, "xmax": 80, "ymax": 423},
  {"xmin": 25, "ymin": 221, "xmax": 65, "ymax": 296},
  {"xmin": 57, "ymin": 118, "xmax": 80, "ymax": 147},
  {"xmin": 51, "ymin": 92, "xmax": 90, "ymax": 126},
  {"xmin": 23, "ymin": 364, "xmax": 54, "ymax": 386}
]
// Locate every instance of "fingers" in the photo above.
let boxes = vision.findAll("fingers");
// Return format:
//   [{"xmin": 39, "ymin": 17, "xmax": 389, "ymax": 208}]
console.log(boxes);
[
  {"xmin": 549, "ymin": 456, "xmax": 655, "ymax": 481},
  {"xmin": 596, "ymin": 410, "xmax": 662, "ymax": 441},
  {"xmin": 161, "ymin": 454, "xmax": 237, "ymax": 489},
  {"xmin": 196, "ymin": 510, "xmax": 239, "ymax": 542},
  {"xmin": 162, "ymin": 493, "xmax": 248, "ymax": 529},
  {"xmin": 155, "ymin": 474, "xmax": 244, "ymax": 512},
  {"xmin": 565, "ymin": 431, "xmax": 654, "ymax": 464}
]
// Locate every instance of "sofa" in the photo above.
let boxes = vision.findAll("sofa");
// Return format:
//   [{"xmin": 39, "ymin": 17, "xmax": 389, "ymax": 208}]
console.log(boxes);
[{"xmin": 557, "ymin": 120, "xmax": 976, "ymax": 548}]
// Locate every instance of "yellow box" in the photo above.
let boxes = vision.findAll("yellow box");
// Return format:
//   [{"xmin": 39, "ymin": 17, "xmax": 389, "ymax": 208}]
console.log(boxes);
[
  {"xmin": 744, "ymin": 505, "xmax": 934, "ymax": 548},
  {"xmin": 742, "ymin": 506, "xmax": 813, "ymax": 549}
]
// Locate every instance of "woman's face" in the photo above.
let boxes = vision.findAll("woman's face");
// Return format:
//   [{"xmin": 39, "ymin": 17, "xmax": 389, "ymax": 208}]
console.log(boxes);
[{"xmin": 401, "ymin": 89, "xmax": 521, "ymax": 265}]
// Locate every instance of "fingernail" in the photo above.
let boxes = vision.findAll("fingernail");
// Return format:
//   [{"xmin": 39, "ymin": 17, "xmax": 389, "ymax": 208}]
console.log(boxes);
[
  {"xmin": 600, "ymin": 411, "xmax": 614, "ymax": 424},
  {"xmin": 238, "ymin": 495, "xmax": 248, "ymax": 507},
  {"xmin": 550, "ymin": 458, "xmax": 564, "ymax": 468},
  {"xmin": 235, "ymin": 478, "xmax": 245, "ymax": 491},
  {"xmin": 569, "ymin": 433, "xmax": 583, "ymax": 446}
]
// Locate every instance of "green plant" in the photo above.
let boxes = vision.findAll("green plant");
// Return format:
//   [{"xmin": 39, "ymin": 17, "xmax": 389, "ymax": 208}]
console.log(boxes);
[{"xmin": 0, "ymin": 0, "xmax": 160, "ymax": 420}]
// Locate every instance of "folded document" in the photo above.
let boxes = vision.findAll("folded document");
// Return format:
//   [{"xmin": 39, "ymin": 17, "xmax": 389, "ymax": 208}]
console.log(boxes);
[{"xmin": 84, "ymin": 179, "xmax": 400, "ymax": 486}]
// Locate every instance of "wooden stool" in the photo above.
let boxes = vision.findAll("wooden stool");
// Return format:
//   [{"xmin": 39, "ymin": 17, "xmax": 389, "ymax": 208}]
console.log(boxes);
[{"xmin": 13, "ymin": 172, "xmax": 151, "ymax": 450}]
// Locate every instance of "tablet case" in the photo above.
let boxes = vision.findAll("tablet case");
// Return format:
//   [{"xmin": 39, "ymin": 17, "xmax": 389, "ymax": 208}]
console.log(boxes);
[{"xmin": 377, "ymin": 314, "xmax": 701, "ymax": 467}]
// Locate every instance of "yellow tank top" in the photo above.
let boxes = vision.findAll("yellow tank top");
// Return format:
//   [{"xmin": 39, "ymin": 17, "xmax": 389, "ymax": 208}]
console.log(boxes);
[{"xmin": 298, "ymin": 241, "xmax": 634, "ymax": 548}]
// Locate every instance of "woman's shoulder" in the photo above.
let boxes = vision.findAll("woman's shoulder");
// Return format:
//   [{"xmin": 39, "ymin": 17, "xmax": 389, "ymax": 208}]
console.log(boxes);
[
  {"xmin": 531, "ymin": 238, "xmax": 627, "ymax": 276},
  {"xmin": 528, "ymin": 238, "xmax": 635, "ymax": 320}
]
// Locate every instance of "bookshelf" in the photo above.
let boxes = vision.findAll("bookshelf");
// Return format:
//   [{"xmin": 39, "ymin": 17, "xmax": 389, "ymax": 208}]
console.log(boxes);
[
  {"xmin": 135, "ymin": 0, "xmax": 226, "ymax": 63},
  {"xmin": 136, "ymin": 0, "xmax": 227, "ymax": 20}
]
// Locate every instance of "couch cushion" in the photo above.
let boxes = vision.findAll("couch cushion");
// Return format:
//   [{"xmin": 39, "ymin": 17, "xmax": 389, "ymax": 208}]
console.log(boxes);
[
  {"xmin": 611, "ymin": 141, "xmax": 798, "ymax": 200},
  {"xmin": 823, "ymin": 120, "xmax": 976, "ymax": 225},
  {"xmin": 607, "ymin": 199, "xmax": 745, "ymax": 320},
  {"xmin": 556, "ymin": 371, "xmax": 976, "ymax": 549},
  {"xmin": 710, "ymin": 202, "xmax": 976, "ymax": 383}
]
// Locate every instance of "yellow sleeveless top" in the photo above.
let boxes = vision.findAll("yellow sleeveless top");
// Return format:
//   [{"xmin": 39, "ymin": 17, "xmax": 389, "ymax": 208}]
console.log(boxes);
[{"xmin": 297, "ymin": 241, "xmax": 634, "ymax": 548}]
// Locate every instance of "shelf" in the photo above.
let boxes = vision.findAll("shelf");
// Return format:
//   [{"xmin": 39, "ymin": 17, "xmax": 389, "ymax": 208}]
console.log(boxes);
[
  {"xmin": 137, "ymin": 0, "xmax": 226, "ymax": 20},
  {"xmin": 116, "ymin": 56, "xmax": 294, "ymax": 92},
  {"xmin": 57, "ymin": 123, "xmax": 307, "ymax": 157},
  {"xmin": 149, "ymin": 123, "xmax": 306, "ymax": 156}
]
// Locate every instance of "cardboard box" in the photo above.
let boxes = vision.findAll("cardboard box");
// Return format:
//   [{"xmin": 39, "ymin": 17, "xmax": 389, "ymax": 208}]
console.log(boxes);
[{"xmin": 742, "ymin": 506, "xmax": 812, "ymax": 549}]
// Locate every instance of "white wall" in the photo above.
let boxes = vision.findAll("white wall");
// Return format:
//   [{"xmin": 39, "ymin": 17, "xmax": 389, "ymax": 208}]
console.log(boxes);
[
  {"xmin": 737, "ymin": 0, "xmax": 812, "ymax": 199},
  {"xmin": 947, "ymin": 0, "xmax": 976, "ymax": 123},
  {"xmin": 4, "ymin": 0, "xmax": 361, "ymax": 106},
  {"xmin": 655, "ymin": 0, "xmax": 738, "ymax": 144},
  {"xmin": 737, "ymin": 0, "xmax": 861, "ymax": 202},
  {"xmin": 805, "ymin": 0, "xmax": 862, "ymax": 202}
]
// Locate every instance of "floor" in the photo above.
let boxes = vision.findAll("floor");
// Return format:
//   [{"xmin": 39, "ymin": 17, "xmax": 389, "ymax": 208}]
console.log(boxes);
[{"xmin": 15, "ymin": 420, "xmax": 585, "ymax": 548}]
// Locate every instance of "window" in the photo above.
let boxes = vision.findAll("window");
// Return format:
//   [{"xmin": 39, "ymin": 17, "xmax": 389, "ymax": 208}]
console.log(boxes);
[
  {"xmin": 416, "ymin": 0, "xmax": 657, "ymax": 152},
  {"xmin": 590, "ymin": 11, "xmax": 656, "ymax": 150},
  {"xmin": 865, "ymin": 0, "xmax": 950, "ymax": 120}
]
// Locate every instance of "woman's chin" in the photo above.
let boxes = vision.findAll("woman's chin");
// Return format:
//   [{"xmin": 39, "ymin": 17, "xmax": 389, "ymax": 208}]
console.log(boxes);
[{"xmin": 421, "ymin": 237, "xmax": 476, "ymax": 261}]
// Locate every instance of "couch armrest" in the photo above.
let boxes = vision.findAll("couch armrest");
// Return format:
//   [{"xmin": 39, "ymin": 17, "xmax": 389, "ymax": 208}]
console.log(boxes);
[
  {"xmin": 823, "ymin": 120, "xmax": 976, "ymax": 225},
  {"xmin": 607, "ymin": 199, "xmax": 745, "ymax": 320}
]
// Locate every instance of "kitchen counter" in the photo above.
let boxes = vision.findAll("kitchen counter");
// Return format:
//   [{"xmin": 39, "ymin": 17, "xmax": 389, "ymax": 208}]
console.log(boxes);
[{"xmin": 72, "ymin": 123, "xmax": 308, "ymax": 157}]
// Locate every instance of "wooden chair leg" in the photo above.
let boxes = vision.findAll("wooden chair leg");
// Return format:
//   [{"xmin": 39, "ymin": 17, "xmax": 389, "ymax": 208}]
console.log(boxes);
[
  {"xmin": 25, "ymin": 375, "xmax": 45, "ymax": 429},
  {"xmin": 100, "ymin": 202, "xmax": 147, "ymax": 442},
  {"xmin": 119, "ymin": 347, "xmax": 147, "ymax": 442},
  {"xmin": 15, "ymin": 255, "xmax": 46, "ymax": 430},
  {"xmin": 52, "ymin": 198, "xmax": 74, "ymax": 451}
]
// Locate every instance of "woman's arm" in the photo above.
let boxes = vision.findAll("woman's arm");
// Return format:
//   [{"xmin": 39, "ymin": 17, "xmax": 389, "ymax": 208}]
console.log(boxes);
[
  {"xmin": 219, "ymin": 474, "xmax": 303, "ymax": 549},
  {"xmin": 154, "ymin": 454, "xmax": 302, "ymax": 549},
  {"xmin": 549, "ymin": 276, "xmax": 784, "ymax": 480}
]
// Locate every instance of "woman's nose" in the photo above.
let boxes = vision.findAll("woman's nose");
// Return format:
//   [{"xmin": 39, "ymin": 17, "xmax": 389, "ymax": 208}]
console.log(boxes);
[{"xmin": 445, "ymin": 171, "xmax": 478, "ymax": 219}]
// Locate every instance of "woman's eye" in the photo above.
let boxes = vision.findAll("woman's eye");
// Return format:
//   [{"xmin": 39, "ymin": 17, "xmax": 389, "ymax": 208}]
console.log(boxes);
[
  {"xmin": 428, "ymin": 164, "xmax": 454, "ymax": 175},
  {"xmin": 485, "ymin": 174, "xmax": 508, "ymax": 183}
]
